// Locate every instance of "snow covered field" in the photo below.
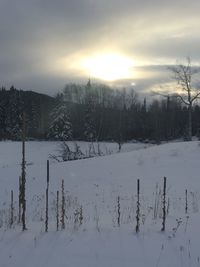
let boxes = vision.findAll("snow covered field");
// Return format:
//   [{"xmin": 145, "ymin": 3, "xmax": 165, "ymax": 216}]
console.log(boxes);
[{"xmin": 0, "ymin": 140, "xmax": 200, "ymax": 267}]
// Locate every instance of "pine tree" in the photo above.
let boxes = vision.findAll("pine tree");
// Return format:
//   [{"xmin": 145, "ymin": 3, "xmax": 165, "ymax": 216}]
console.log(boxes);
[
  {"xmin": 0, "ymin": 99, "xmax": 6, "ymax": 139},
  {"xmin": 48, "ymin": 96, "xmax": 72, "ymax": 141},
  {"xmin": 27, "ymin": 100, "xmax": 40, "ymax": 138},
  {"xmin": 5, "ymin": 87, "xmax": 23, "ymax": 140}
]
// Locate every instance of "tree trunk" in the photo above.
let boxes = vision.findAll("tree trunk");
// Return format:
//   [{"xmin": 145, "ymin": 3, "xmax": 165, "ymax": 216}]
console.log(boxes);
[
  {"xmin": 188, "ymin": 105, "xmax": 192, "ymax": 141},
  {"xmin": 21, "ymin": 112, "xmax": 26, "ymax": 231}
]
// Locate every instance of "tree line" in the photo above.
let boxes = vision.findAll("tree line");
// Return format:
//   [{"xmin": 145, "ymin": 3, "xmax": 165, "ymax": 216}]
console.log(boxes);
[
  {"xmin": 0, "ymin": 81, "xmax": 200, "ymax": 142},
  {"xmin": 52, "ymin": 80, "xmax": 200, "ymax": 143}
]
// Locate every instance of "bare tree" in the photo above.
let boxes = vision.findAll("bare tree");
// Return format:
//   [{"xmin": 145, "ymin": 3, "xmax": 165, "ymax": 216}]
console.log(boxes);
[
  {"xmin": 169, "ymin": 57, "xmax": 200, "ymax": 140},
  {"xmin": 21, "ymin": 112, "xmax": 27, "ymax": 230}
]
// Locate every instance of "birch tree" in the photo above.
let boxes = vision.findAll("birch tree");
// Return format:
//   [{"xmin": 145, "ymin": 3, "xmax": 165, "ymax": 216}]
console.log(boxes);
[{"xmin": 169, "ymin": 57, "xmax": 200, "ymax": 140}]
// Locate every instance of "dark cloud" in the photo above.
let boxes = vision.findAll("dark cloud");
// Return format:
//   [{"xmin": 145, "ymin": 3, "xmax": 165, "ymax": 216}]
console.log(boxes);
[{"xmin": 0, "ymin": 0, "xmax": 200, "ymax": 95}]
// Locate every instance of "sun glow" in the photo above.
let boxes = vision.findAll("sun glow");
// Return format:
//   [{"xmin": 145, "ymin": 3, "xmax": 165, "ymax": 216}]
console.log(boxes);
[{"xmin": 81, "ymin": 53, "xmax": 135, "ymax": 81}]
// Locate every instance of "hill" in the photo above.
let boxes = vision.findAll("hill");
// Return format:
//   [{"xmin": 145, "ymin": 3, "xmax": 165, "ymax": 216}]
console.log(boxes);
[
  {"xmin": 0, "ymin": 140, "xmax": 200, "ymax": 267},
  {"xmin": 0, "ymin": 87, "xmax": 55, "ymax": 139}
]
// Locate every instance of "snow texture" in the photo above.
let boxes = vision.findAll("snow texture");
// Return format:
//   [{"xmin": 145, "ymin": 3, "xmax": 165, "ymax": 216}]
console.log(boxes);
[{"xmin": 0, "ymin": 140, "xmax": 200, "ymax": 267}]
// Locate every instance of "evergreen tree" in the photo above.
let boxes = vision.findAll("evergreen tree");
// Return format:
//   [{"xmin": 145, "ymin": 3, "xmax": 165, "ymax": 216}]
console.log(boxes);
[
  {"xmin": 5, "ymin": 87, "xmax": 23, "ymax": 140},
  {"xmin": 48, "ymin": 96, "xmax": 72, "ymax": 140},
  {"xmin": 27, "ymin": 99, "xmax": 40, "ymax": 138},
  {"xmin": 0, "ymin": 88, "xmax": 7, "ymax": 139}
]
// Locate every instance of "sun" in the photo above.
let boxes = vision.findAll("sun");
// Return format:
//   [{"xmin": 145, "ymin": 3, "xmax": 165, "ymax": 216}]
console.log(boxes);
[{"xmin": 81, "ymin": 53, "xmax": 135, "ymax": 81}]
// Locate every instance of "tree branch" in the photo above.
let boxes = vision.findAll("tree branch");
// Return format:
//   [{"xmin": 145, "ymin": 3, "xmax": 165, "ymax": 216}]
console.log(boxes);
[
  {"xmin": 173, "ymin": 93, "xmax": 189, "ymax": 106},
  {"xmin": 191, "ymin": 92, "xmax": 200, "ymax": 102}
]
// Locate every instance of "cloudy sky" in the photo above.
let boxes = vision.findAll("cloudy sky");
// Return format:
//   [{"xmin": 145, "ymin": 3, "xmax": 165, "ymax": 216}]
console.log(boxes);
[{"xmin": 0, "ymin": 0, "xmax": 200, "ymax": 95}]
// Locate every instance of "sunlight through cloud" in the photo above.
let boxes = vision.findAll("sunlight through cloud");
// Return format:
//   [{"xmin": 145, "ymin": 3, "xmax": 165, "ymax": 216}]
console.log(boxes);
[{"xmin": 81, "ymin": 53, "xmax": 135, "ymax": 81}]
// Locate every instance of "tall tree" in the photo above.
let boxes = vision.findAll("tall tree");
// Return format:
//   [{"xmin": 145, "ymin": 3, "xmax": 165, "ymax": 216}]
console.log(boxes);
[
  {"xmin": 48, "ymin": 95, "xmax": 72, "ymax": 140},
  {"xmin": 84, "ymin": 80, "xmax": 96, "ymax": 141},
  {"xmin": 169, "ymin": 57, "xmax": 200, "ymax": 140},
  {"xmin": 21, "ymin": 112, "xmax": 26, "ymax": 231},
  {"xmin": 5, "ymin": 87, "xmax": 23, "ymax": 140}
]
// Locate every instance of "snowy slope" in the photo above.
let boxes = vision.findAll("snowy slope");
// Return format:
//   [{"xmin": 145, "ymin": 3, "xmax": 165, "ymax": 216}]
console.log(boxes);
[{"xmin": 0, "ymin": 141, "xmax": 200, "ymax": 267}]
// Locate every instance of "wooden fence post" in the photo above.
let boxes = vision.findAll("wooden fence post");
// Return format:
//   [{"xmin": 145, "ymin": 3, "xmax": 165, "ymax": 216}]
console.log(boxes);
[
  {"xmin": 161, "ymin": 177, "xmax": 167, "ymax": 231},
  {"xmin": 45, "ymin": 160, "xmax": 49, "ymax": 232},
  {"xmin": 136, "ymin": 179, "xmax": 140, "ymax": 233}
]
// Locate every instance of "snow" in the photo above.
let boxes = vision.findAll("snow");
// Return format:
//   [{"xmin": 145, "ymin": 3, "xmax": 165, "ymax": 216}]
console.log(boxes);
[{"xmin": 0, "ymin": 140, "xmax": 200, "ymax": 267}]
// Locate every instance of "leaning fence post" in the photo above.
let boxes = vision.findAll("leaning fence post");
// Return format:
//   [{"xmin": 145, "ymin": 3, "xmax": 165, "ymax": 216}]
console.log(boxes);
[
  {"xmin": 61, "ymin": 179, "xmax": 65, "ymax": 230},
  {"xmin": 117, "ymin": 196, "xmax": 121, "ymax": 227},
  {"xmin": 161, "ymin": 177, "xmax": 167, "ymax": 231},
  {"xmin": 185, "ymin": 189, "xmax": 188, "ymax": 214},
  {"xmin": 21, "ymin": 112, "xmax": 26, "ymax": 231},
  {"xmin": 45, "ymin": 160, "xmax": 49, "ymax": 232},
  {"xmin": 56, "ymin": 190, "xmax": 59, "ymax": 231},
  {"xmin": 18, "ymin": 176, "xmax": 22, "ymax": 224},
  {"xmin": 136, "ymin": 179, "xmax": 140, "ymax": 233},
  {"xmin": 10, "ymin": 190, "xmax": 14, "ymax": 227}
]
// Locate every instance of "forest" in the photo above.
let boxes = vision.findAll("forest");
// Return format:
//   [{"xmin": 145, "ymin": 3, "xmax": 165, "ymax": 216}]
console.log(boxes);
[{"xmin": 0, "ymin": 81, "xmax": 200, "ymax": 143}]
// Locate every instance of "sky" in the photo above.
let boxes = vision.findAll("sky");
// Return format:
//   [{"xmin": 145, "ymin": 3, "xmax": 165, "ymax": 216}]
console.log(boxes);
[{"xmin": 0, "ymin": 0, "xmax": 200, "ymax": 96}]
